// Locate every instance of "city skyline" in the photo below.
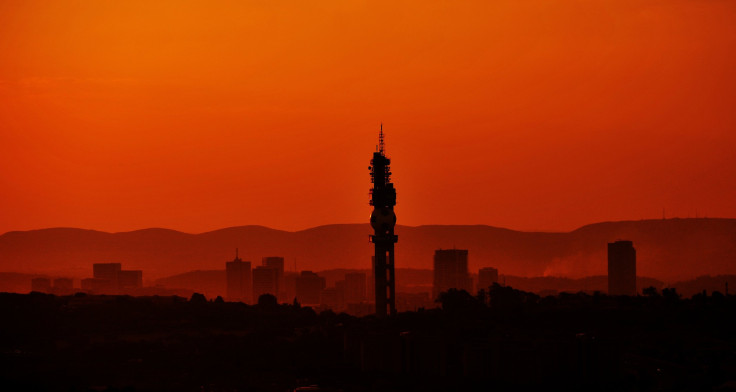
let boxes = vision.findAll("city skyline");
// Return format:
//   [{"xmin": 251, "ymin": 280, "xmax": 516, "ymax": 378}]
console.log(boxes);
[{"xmin": 2, "ymin": 1, "xmax": 735, "ymax": 390}]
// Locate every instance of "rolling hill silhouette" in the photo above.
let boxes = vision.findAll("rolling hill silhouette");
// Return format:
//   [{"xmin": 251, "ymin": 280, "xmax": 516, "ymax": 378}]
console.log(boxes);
[{"xmin": 0, "ymin": 218, "xmax": 734, "ymax": 281}]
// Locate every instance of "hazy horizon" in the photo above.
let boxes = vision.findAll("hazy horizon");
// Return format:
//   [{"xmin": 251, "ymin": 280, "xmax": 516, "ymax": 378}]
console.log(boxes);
[{"xmin": 2, "ymin": 216, "xmax": 731, "ymax": 237}]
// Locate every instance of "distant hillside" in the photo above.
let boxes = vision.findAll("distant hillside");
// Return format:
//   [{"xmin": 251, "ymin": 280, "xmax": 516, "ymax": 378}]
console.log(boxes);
[{"xmin": 1, "ymin": 218, "xmax": 735, "ymax": 281}]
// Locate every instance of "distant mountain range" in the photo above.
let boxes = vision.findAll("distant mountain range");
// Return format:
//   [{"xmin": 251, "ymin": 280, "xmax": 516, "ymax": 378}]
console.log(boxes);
[{"xmin": 1, "ymin": 218, "xmax": 735, "ymax": 281}]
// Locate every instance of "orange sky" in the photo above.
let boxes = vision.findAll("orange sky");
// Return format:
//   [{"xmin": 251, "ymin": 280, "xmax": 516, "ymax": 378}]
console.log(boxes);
[{"xmin": 1, "ymin": 0, "xmax": 735, "ymax": 235}]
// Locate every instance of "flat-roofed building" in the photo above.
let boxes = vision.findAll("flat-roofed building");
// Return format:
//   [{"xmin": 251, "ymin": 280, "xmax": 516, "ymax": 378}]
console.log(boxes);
[
  {"xmin": 433, "ymin": 249, "xmax": 471, "ymax": 299},
  {"xmin": 253, "ymin": 266, "xmax": 279, "ymax": 302},
  {"xmin": 608, "ymin": 240, "xmax": 636, "ymax": 296},
  {"xmin": 478, "ymin": 267, "xmax": 499, "ymax": 292},
  {"xmin": 345, "ymin": 272, "xmax": 367, "ymax": 304},
  {"xmin": 295, "ymin": 271, "xmax": 326, "ymax": 306},
  {"xmin": 262, "ymin": 256, "xmax": 285, "ymax": 300},
  {"xmin": 226, "ymin": 251, "xmax": 252, "ymax": 302}
]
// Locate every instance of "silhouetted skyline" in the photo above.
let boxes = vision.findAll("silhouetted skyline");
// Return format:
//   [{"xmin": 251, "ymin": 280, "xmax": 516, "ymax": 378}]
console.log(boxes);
[
  {"xmin": 2, "ymin": 219, "xmax": 734, "ymax": 281},
  {"xmin": 2, "ymin": 1, "xmax": 735, "ymax": 389}
]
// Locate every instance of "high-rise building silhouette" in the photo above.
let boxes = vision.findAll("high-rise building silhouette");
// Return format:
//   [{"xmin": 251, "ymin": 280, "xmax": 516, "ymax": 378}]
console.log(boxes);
[
  {"xmin": 262, "ymin": 256, "xmax": 285, "ymax": 301},
  {"xmin": 433, "ymin": 249, "xmax": 471, "ymax": 299},
  {"xmin": 321, "ymin": 286, "xmax": 345, "ymax": 311},
  {"xmin": 608, "ymin": 240, "xmax": 636, "ymax": 295},
  {"xmin": 284, "ymin": 271, "xmax": 298, "ymax": 303},
  {"xmin": 253, "ymin": 265, "xmax": 279, "ymax": 301},
  {"xmin": 369, "ymin": 125, "xmax": 397, "ymax": 317},
  {"xmin": 226, "ymin": 250, "xmax": 252, "ymax": 302},
  {"xmin": 295, "ymin": 270, "xmax": 326, "ymax": 306},
  {"xmin": 345, "ymin": 272, "xmax": 367, "ymax": 304},
  {"xmin": 478, "ymin": 267, "xmax": 499, "ymax": 292}
]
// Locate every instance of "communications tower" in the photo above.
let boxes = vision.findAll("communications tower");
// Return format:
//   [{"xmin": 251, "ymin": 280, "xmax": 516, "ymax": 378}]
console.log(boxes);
[{"xmin": 369, "ymin": 124, "xmax": 397, "ymax": 317}]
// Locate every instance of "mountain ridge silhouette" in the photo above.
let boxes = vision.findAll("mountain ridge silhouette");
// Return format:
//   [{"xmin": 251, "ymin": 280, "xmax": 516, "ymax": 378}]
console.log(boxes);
[{"xmin": 1, "ymin": 218, "xmax": 734, "ymax": 281}]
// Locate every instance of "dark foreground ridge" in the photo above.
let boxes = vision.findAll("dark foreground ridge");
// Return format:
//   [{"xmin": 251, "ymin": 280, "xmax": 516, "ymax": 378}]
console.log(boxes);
[{"xmin": 2, "ymin": 286, "xmax": 735, "ymax": 391}]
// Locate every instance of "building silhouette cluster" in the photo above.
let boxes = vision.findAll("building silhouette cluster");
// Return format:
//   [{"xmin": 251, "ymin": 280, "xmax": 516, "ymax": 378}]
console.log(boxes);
[
  {"xmin": 25, "ymin": 126, "xmax": 641, "ymax": 315},
  {"xmin": 5, "ymin": 124, "xmax": 709, "ymax": 392},
  {"xmin": 81, "ymin": 263, "xmax": 143, "ymax": 294},
  {"xmin": 218, "ymin": 128, "xmax": 641, "ymax": 315},
  {"xmin": 225, "ymin": 255, "xmax": 378, "ymax": 314},
  {"xmin": 30, "ymin": 277, "xmax": 74, "ymax": 295},
  {"xmin": 225, "ymin": 252, "xmax": 288, "ymax": 303},
  {"xmin": 29, "ymin": 263, "xmax": 144, "ymax": 295}
]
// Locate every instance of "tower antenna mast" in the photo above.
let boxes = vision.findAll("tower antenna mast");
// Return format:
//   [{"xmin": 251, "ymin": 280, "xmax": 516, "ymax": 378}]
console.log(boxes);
[
  {"xmin": 369, "ymin": 123, "xmax": 397, "ymax": 317},
  {"xmin": 379, "ymin": 123, "xmax": 385, "ymax": 154}
]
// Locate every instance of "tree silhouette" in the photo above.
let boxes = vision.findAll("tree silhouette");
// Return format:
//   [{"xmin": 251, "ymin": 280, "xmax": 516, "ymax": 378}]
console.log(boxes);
[
  {"xmin": 436, "ymin": 288, "xmax": 483, "ymax": 313},
  {"xmin": 189, "ymin": 292, "xmax": 207, "ymax": 303},
  {"xmin": 643, "ymin": 286, "xmax": 660, "ymax": 297},
  {"xmin": 257, "ymin": 293, "xmax": 278, "ymax": 308}
]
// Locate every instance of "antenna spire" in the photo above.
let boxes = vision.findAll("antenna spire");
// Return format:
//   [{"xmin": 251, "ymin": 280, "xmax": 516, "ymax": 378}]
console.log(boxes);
[{"xmin": 379, "ymin": 123, "xmax": 385, "ymax": 155}]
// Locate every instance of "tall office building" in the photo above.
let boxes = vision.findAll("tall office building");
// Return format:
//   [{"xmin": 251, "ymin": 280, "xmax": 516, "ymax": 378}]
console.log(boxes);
[
  {"xmin": 253, "ymin": 266, "xmax": 279, "ymax": 302},
  {"xmin": 478, "ymin": 267, "xmax": 499, "ymax": 292},
  {"xmin": 608, "ymin": 240, "xmax": 637, "ymax": 296},
  {"xmin": 284, "ymin": 271, "xmax": 298, "ymax": 302},
  {"xmin": 321, "ymin": 286, "xmax": 345, "ymax": 311},
  {"xmin": 91, "ymin": 263, "xmax": 122, "ymax": 292},
  {"xmin": 433, "ymin": 249, "xmax": 471, "ymax": 299},
  {"xmin": 226, "ymin": 250, "xmax": 252, "ymax": 302},
  {"xmin": 345, "ymin": 272, "xmax": 367, "ymax": 304},
  {"xmin": 369, "ymin": 125, "xmax": 398, "ymax": 317},
  {"xmin": 262, "ymin": 256, "xmax": 285, "ymax": 300},
  {"xmin": 295, "ymin": 270, "xmax": 326, "ymax": 306}
]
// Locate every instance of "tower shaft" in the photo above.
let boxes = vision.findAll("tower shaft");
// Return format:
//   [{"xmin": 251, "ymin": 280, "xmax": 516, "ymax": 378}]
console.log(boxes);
[{"xmin": 369, "ymin": 125, "xmax": 397, "ymax": 317}]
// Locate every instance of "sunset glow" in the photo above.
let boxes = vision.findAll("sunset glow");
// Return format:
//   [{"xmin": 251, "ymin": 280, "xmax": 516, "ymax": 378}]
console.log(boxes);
[{"xmin": 1, "ymin": 0, "xmax": 735, "ymax": 234}]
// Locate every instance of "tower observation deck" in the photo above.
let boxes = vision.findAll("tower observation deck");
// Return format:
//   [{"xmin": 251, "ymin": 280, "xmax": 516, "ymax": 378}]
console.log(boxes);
[{"xmin": 369, "ymin": 124, "xmax": 397, "ymax": 317}]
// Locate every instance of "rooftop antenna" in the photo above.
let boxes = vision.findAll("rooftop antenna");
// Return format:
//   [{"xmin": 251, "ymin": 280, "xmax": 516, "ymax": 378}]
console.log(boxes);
[{"xmin": 379, "ymin": 123, "xmax": 385, "ymax": 155}]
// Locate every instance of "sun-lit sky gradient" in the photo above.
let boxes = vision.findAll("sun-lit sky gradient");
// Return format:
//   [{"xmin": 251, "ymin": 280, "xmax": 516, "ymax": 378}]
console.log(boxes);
[{"xmin": 1, "ymin": 0, "xmax": 735, "ymax": 234}]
